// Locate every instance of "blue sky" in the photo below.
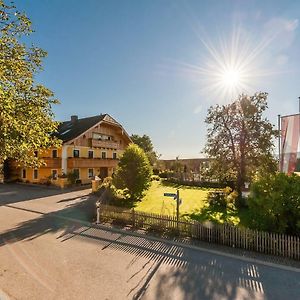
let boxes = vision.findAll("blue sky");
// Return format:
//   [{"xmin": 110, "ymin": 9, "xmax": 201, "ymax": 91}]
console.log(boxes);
[{"xmin": 15, "ymin": 0, "xmax": 300, "ymax": 158}]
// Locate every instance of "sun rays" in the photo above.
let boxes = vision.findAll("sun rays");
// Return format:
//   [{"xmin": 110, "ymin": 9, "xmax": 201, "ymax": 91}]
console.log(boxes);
[{"xmin": 167, "ymin": 24, "xmax": 284, "ymax": 102}]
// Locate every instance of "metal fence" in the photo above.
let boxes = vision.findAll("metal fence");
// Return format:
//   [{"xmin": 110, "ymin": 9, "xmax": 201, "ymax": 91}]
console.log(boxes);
[{"xmin": 98, "ymin": 204, "xmax": 300, "ymax": 260}]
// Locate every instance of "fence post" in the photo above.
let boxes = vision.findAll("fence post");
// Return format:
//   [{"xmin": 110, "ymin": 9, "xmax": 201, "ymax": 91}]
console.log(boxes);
[{"xmin": 132, "ymin": 208, "xmax": 135, "ymax": 227}]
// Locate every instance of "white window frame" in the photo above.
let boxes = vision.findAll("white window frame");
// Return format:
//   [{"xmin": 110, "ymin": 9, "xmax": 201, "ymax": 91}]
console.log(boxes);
[
  {"xmin": 88, "ymin": 168, "xmax": 94, "ymax": 178},
  {"xmin": 88, "ymin": 150, "xmax": 94, "ymax": 159},
  {"xmin": 33, "ymin": 169, "xmax": 38, "ymax": 180},
  {"xmin": 51, "ymin": 169, "xmax": 58, "ymax": 180},
  {"xmin": 21, "ymin": 169, "xmax": 26, "ymax": 179},
  {"xmin": 73, "ymin": 149, "xmax": 80, "ymax": 158}
]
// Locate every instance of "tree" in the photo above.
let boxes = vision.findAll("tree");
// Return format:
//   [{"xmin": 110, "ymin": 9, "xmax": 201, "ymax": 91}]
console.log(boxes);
[
  {"xmin": 130, "ymin": 134, "xmax": 159, "ymax": 165},
  {"xmin": 0, "ymin": 1, "xmax": 60, "ymax": 169},
  {"xmin": 248, "ymin": 173, "xmax": 300, "ymax": 235},
  {"xmin": 204, "ymin": 92, "xmax": 277, "ymax": 194},
  {"xmin": 113, "ymin": 144, "xmax": 152, "ymax": 200}
]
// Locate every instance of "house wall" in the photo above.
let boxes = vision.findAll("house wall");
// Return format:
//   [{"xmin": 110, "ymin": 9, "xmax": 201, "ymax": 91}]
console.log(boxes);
[{"xmin": 16, "ymin": 120, "xmax": 130, "ymax": 185}]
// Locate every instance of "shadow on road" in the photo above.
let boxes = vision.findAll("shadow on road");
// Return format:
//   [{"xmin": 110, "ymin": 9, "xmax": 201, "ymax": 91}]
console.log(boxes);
[
  {"xmin": 0, "ymin": 183, "xmax": 90, "ymax": 206},
  {"xmin": 0, "ymin": 189, "xmax": 299, "ymax": 300}
]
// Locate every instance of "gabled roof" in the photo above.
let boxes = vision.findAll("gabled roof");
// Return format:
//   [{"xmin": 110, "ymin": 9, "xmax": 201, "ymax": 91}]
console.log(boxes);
[{"xmin": 54, "ymin": 114, "xmax": 131, "ymax": 143}]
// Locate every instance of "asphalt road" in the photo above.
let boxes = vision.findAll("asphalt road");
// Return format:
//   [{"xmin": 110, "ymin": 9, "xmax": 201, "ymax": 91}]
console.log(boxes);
[{"xmin": 0, "ymin": 184, "xmax": 299, "ymax": 300}]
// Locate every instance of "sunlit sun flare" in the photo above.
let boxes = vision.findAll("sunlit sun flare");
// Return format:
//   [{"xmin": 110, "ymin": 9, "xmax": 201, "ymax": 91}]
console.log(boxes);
[
  {"xmin": 165, "ymin": 24, "xmax": 283, "ymax": 102},
  {"xmin": 221, "ymin": 68, "xmax": 241, "ymax": 87}
]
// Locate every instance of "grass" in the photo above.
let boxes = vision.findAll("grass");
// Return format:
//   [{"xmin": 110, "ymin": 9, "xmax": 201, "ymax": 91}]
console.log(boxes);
[
  {"xmin": 133, "ymin": 180, "xmax": 253, "ymax": 228},
  {"xmin": 134, "ymin": 180, "xmax": 212, "ymax": 217}
]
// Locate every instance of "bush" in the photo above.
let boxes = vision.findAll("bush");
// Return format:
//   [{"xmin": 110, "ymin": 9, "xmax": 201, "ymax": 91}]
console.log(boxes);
[
  {"xmin": 159, "ymin": 171, "xmax": 174, "ymax": 179},
  {"xmin": 207, "ymin": 187, "xmax": 238, "ymax": 208},
  {"xmin": 113, "ymin": 144, "xmax": 152, "ymax": 200},
  {"xmin": 67, "ymin": 171, "xmax": 78, "ymax": 185},
  {"xmin": 151, "ymin": 175, "xmax": 160, "ymax": 181},
  {"xmin": 248, "ymin": 173, "xmax": 300, "ymax": 235}
]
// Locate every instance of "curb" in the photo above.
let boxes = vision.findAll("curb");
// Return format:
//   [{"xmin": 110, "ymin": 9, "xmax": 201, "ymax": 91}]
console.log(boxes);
[
  {"xmin": 5, "ymin": 204, "xmax": 300, "ymax": 274},
  {"xmin": 91, "ymin": 223, "xmax": 300, "ymax": 273}
]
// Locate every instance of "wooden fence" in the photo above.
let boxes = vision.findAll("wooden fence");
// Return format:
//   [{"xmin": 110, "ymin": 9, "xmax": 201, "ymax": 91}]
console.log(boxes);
[{"xmin": 98, "ymin": 204, "xmax": 300, "ymax": 260}]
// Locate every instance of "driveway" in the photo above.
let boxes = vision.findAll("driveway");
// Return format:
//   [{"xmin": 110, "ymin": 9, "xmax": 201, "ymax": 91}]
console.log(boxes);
[{"xmin": 0, "ymin": 184, "xmax": 299, "ymax": 300}]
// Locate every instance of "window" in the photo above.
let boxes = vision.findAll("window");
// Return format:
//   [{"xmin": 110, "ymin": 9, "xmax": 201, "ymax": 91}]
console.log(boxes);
[
  {"xmin": 92, "ymin": 133, "xmax": 113, "ymax": 141},
  {"xmin": 88, "ymin": 168, "xmax": 94, "ymax": 178},
  {"xmin": 113, "ymin": 152, "xmax": 117, "ymax": 159},
  {"xmin": 52, "ymin": 169, "xmax": 58, "ymax": 180},
  {"xmin": 73, "ymin": 149, "xmax": 80, "ymax": 158},
  {"xmin": 33, "ymin": 169, "xmax": 38, "ymax": 180},
  {"xmin": 88, "ymin": 150, "xmax": 94, "ymax": 159},
  {"xmin": 22, "ymin": 169, "xmax": 26, "ymax": 179},
  {"xmin": 73, "ymin": 169, "xmax": 80, "ymax": 179},
  {"xmin": 101, "ymin": 152, "xmax": 106, "ymax": 159},
  {"xmin": 34, "ymin": 151, "xmax": 38, "ymax": 157},
  {"xmin": 52, "ymin": 149, "xmax": 58, "ymax": 158}
]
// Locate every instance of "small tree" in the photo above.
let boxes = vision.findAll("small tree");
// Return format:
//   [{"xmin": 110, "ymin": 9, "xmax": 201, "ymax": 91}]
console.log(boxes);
[{"xmin": 113, "ymin": 144, "xmax": 152, "ymax": 200}]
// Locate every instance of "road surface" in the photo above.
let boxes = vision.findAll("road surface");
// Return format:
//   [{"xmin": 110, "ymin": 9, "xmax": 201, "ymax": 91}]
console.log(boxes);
[{"xmin": 0, "ymin": 184, "xmax": 299, "ymax": 300}]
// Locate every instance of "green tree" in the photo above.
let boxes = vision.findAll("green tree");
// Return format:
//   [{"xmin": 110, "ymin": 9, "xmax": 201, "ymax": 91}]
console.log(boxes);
[
  {"xmin": 130, "ymin": 134, "xmax": 159, "ymax": 165},
  {"xmin": 0, "ymin": 1, "xmax": 61, "ymax": 169},
  {"xmin": 248, "ymin": 173, "xmax": 300, "ymax": 235},
  {"xmin": 113, "ymin": 144, "xmax": 152, "ymax": 200},
  {"xmin": 204, "ymin": 92, "xmax": 277, "ymax": 194}
]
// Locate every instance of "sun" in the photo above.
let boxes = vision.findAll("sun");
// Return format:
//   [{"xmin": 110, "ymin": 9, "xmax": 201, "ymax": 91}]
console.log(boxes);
[
  {"xmin": 171, "ymin": 25, "xmax": 278, "ymax": 102},
  {"xmin": 221, "ymin": 68, "xmax": 241, "ymax": 87}
]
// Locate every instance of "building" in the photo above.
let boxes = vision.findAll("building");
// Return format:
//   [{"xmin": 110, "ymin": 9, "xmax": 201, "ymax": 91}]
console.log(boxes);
[
  {"xmin": 10, "ymin": 114, "xmax": 131, "ymax": 185},
  {"xmin": 159, "ymin": 158, "xmax": 213, "ymax": 181}
]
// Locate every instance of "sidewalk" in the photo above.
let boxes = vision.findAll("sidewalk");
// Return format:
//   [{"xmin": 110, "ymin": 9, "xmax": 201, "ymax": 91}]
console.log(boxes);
[{"xmin": 93, "ymin": 221, "xmax": 300, "ymax": 272}]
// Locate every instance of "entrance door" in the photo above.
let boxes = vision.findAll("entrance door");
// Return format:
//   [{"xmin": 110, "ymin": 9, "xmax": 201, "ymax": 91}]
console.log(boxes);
[
  {"xmin": 99, "ymin": 167, "xmax": 108, "ymax": 179},
  {"xmin": 3, "ymin": 159, "xmax": 11, "ymax": 182}
]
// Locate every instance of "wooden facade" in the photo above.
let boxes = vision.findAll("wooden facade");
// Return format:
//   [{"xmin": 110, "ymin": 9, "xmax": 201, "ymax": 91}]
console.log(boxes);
[{"xmin": 14, "ymin": 114, "xmax": 131, "ymax": 185}]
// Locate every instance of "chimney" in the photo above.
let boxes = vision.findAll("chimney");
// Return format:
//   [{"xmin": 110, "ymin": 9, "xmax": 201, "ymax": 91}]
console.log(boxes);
[{"xmin": 71, "ymin": 115, "xmax": 78, "ymax": 123}]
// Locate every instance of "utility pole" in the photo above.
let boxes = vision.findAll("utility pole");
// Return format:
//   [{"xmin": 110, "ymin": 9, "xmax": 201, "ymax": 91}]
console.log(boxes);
[
  {"xmin": 278, "ymin": 114, "xmax": 281, "ymax": 171},
  {"xmin": 176, "ymin": 189, "xmax": 180, "ymax": 230}
]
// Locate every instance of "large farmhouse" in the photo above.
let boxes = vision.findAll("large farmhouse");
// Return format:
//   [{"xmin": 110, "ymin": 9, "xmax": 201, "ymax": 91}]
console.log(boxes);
[{"xmin": 6, "ymin": 114, "xmax": 131, "ymax": 185}]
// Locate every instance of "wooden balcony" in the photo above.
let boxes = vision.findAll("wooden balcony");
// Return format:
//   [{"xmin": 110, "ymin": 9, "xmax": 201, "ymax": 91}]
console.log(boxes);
[
  {"xmin": 41, "ymin": 158, "xmax": 62, "ymax": 168},
  {"xmin": 67, "ymin": 158, "xmax": 118, "ymax": 168},
  {"xmin": 90, "ymin": 139, "xmax": 120, "ymax": 149}
]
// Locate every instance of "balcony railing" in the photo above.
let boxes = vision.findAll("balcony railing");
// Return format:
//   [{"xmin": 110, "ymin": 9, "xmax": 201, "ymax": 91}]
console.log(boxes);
[
  {"xmin": 67, "ymin": 158, "xmax": 118, "ymax": 168},
  {"xmin": 41, "ymin": 158, "xmax": 62, "ymax": 168},
  {"xmin": 90, "ymin": 139, "xmax": 120, "ymax": 149}
]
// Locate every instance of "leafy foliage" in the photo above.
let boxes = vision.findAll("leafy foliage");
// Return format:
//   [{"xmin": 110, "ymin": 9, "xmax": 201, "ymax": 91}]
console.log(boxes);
[
  {"xmin": 130, "ymin": 134, "xmax": 159, "ymax": 165},
  {"xmin": 113, "ymin": 144, "xmax": 152, "ymax": 200},
  {"xmin": 0, "ymin": 1, "xmax": 61, "ymax": 167},
  {"xmin": 204, "ymin": 92, "xmax": 277, "ymax": 193},
  {"xmin": 248, "ymin": 173, "xmax": 300, "ymax": 235}
]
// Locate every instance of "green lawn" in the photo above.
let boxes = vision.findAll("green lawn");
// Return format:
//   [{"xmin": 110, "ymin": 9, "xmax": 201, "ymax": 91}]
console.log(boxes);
[
  {"xmin": 134, "ymin": 181, "xmax": 251, "ymax": 227},
  {"xmin": 135, "ymin": 181, "xmax": 211, "ymax": 217}
]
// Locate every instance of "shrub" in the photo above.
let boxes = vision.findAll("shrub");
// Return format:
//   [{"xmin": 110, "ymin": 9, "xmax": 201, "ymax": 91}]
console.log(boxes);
[
  {"xmin": 151, "ymin": 175, "xmax": 160, "ymax": 181},
  {"xmin": 67, "ymin": 171, "xmax": 78, "ymax": 185},
  {"xmin": 248, "ymin": 173, "xmax": 300, "ymax": 235},
  {"xmin": 113, "ymin": 144, "xmax": 152, "ymax": 200},
  {"xmin": 207, "ymin": 187, "xmax": 238, "ymax": 208}
]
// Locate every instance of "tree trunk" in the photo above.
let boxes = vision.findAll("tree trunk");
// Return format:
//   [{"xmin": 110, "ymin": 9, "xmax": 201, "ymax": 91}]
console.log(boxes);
[{"xmin": 0, "ymin": 157, "xmax": 4, "ymax": 183}]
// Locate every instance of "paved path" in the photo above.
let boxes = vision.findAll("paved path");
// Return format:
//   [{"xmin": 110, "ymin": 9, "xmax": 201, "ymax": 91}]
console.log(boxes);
[{"xmin": 0, "ymin": 184, "xmax": 300, "ymax": 300}]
